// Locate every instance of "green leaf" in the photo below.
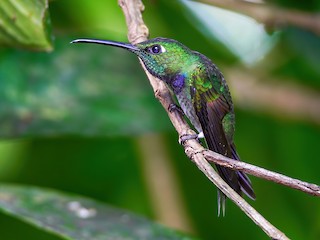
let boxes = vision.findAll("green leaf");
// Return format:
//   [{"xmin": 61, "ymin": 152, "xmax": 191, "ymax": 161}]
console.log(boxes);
[
  {"xmin": 0, "ymin": 184, "xmax": 197, "ymax": 240},
  {"xmin": 0, "ymin": 0, "xmax": 52, "ymax": 51}
]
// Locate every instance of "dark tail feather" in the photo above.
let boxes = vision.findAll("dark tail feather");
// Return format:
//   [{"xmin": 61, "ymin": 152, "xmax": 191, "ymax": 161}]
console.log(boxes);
[
  {"xmin": 238, "ymin": 172, "xmax": 256, "ymax": 200},
  {"xmin": 216, "ymin": 164, "xmax": 240, "ymax": 217},
  {"xmin": 230, "ymin": 143, "xmax": 255, "ymax": 200},
  {"xmin": 217, "ymin": 190, "xmax": 226, "ymax": 217},
  {"xmin": 215, "ymin": 144, "xmax": 255, "ymax": 216}
]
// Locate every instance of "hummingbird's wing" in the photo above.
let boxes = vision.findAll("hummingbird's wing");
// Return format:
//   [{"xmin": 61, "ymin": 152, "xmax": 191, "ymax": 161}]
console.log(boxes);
[
  {"xmin": 195, "ymin": 91, "xmax": 239, "ymax": 188},
  {"xmin": 192, "ymin": 78, "xmax": 255, "ymax": 208}
]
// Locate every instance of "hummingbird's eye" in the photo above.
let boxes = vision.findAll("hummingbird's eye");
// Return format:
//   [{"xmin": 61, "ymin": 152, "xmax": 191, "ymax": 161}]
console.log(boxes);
[
  {"xmin": 151, "ymin": 45, "xmax": 161, "ymax": 54},
  {"xmin": 146, "ymin": 44, "xmax": 166, "ymax": 54}
]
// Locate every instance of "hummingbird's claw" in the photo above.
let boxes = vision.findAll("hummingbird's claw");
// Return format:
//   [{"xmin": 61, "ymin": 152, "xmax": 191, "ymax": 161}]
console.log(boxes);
[
  {"xmin": 168, "ymin": 103, "xmax": 184, "ymax": 115},
  {"xmin": 179, "ymin": 134, "xmax": 198, "ymax": 144},
  {"xmin": 179, "ymin": 132, "xmax": 203, "ymax": 145}
]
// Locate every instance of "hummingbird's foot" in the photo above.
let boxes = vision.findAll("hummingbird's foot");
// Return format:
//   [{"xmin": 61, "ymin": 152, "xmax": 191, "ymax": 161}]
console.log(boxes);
[
  {"xmin": 168, "ymin": 103, "xmax": 184, "ymax": 115},
  {"xmin": 179, "ymin": 132, "xmax": 204, "ymax": 144}
]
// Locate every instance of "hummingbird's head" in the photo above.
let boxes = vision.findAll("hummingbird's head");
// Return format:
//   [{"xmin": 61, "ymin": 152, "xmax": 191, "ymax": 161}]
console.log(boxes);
[
  {"xmin": 71, "ymin": 37, "xmax": 197, "ymax": 83},
  {"xmin": 133, "ymin": 38, "xmax": 195, "ymax": 81}
]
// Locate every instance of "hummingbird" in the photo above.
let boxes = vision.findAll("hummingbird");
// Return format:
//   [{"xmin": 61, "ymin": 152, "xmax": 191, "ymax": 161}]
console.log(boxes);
[{"xmin": 71, "ymin": 37, "xmax": 255, "ymax": 215}]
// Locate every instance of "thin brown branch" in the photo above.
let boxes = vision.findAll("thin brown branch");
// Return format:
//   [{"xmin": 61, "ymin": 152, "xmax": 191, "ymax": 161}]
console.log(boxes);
[
  {"xmin": 203, "ymin": 150, "xmax": 320, "ymax": 196},
  {"xmin": 198, "ymin": 0, "xmax": 320, "ymax": 35},
  {"xmin": 118, "ymin": 0, "xmax": 293, "ymax": 239}
]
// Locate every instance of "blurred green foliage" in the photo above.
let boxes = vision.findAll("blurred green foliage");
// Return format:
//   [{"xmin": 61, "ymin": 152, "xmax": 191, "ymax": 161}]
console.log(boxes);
[
  {"xmin": 0, "ymin": 38, "xmax": 169, "ymax": 137},
  {"xmin": 0, "ymin": 0, "xmax": 319, "ymax": 239}
]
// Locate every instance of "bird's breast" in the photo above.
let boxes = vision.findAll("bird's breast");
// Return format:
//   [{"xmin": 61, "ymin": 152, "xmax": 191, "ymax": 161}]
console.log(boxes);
[{"xmin": 176, "ymin": 91, "xmax": 202, "ymax": 133}]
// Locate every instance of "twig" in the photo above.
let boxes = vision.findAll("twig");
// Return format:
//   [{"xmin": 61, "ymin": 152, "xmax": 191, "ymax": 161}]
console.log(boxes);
[
  {"xmin": 198, "ymin": 0, "xmax": 320, "ymax": 35},
  {"xmin": 203, "ymin": 150, "xmax": 320, "ymax": 196},
  {"xmin": 118, "ymin": 0, "xmax": 293, "ymax": 239}
]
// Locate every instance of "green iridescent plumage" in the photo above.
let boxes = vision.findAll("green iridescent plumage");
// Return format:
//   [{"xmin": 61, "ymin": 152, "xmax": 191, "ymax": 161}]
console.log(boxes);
[{"xmin": 72, "ymin": 37, "xmax": 256, "ymax": 215}]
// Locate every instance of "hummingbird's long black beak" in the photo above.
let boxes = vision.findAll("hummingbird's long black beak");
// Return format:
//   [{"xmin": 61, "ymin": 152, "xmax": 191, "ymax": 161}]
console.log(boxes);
[{"xmin": 71, "ymin": 38, "xmax": 139, "ymax": 51}]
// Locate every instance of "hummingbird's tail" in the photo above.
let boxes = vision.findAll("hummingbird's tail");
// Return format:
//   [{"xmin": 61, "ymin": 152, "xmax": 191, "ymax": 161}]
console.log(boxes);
[
  {"xmin": 216, "ymin": 143, "xmax": 255, "ymax": 216},
  {"xmin": 230, "ymin": 143, "xmax": 255, "ymax": 199}
]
